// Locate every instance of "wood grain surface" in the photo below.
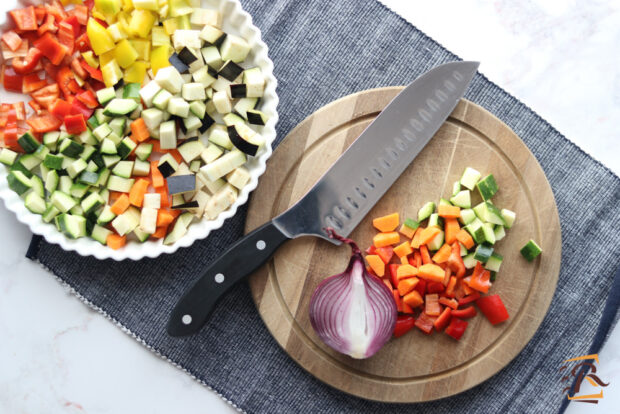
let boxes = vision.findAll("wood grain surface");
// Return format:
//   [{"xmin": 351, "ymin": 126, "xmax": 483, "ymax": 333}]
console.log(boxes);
[{"xmin": 245, "ymin": 87, "xmax": 561, "ymax": 402}]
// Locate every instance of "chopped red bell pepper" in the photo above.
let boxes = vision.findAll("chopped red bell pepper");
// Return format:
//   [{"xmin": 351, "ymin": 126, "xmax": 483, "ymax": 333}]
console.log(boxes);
[
  {"xmin": 414, "ymin": 312, "xmax": 436, "ymax": 334},
  {"xmin": 71, "ymin": 59, "xmax": 87, "ymax": 80},
  {"xmin": 12, "ymin": 102, "xmax": 26, "ymax": 121},
  {"xmin": 376, "ymin": 246, "xmax": 394, "ymax": 264},
  {"xmin": 75, "ymin": 32, "xmax": 91, "ymax": 53},
  {"xmin": 49, "ymin": 98, "xmax": 73, "ymax": 119},
  {"xmin": 388, "ymin": 263, "xmax": 399, "ymax": 288},
  {"xmin": 427, "ymin": 281, "xmax": 445, "ymax": 294},
  {"xmin": 76, "ymin": 89, "xmax": 98, "ymax": 109},
  {"xmin": 56, "ymin": 66, "xmax": 75, "ymax": 97},
  {"xmin": 57, "ymin": 21, "xmax": 75, "ymax": 55},
  {"xmin": 413, "ymin": 278, "xmax": 426, "ymax": 297},
  {"xmin": 10, "ymin": 6, "xmax": 38, "ymax": 31},
  {"xmin": 451, "ymin": 306, "xmax": 477, "ymax": 319},
  {"xmin": 12, "ymin": 47, "xmax": 43, "ymax": 74},
  {"xmin": 447, "ymin": 242, "xmax": 466, "ymax": 278},
  {"xmin": 28, "ymin": 100, "xmax": 43, "ymax": 114},
  {"xmin": 3, "ymin": 66, "xmax": 24, "ymax": 92},
  {"xmin": 62, "ymin": 15, "xmax": 81, "ymax": 37},
  {"xmin": 408, "ymin": 250, "xmax": 422, "ymax": 268},
  {"xmin": 73, "ymin": 5, "xmax": 89, "ymax": 26},
  {"xmin": 22, "ymin": 73, "xmax": 47, "ymax": 93},
  {"xmin": 34, "ymin": 7, "xmax": 47, "ymax": 25},
  {"xmin": 33, "ymin": 33, "xmax": 66, "ymax": 65},
  {"xmin": 1, "ymin": 31, "xmax": 23, "ymax": 52},
  {"xmin": 365, "ymin": 245, "xmax": 376, "ymax": 255},
  {"xmin": 37, "ymin": 13, "xmax": 57, "ymax": 37},
  {"xmin": 468, "ymin": 262, "xmax": 492, "ymax": 294},
  {"xmin": 64, "ymin": 113, "xmax": 87, "ymax": 134},
  {"xmin": 80, "ymin": 60, "xmax": 104, "ymax": 82},
  {"xmin": 44, "ymin": 1, "xmax": 67, "ymax": 22},
  {"xmin": 3, "ymin": 124, "xmax": 21, "ymax": 151},
  {"xmin": 476, "ymin": 295, "xmax": 510, "ymax": 325},
  {"xmin": 393, "ymin": 315, "xmax": 416, "ymax": 338},
  {"xmin": 433, "ymin": 307, "xmax": 452, "ymax": 331},
  {"xmin": 70, "ymin": 98, "xmax": 93, "ymax": 119},
  {"xmin": 31, "ymin": 83, "xmax": 59, "ymax": 109},
  {"xmin": 445, "ymin": 318, "xmax": 468, "ymax": 340},
  {"xmin": 458, "ymin": 291, "xmax": 481, "ymax": 306},
  {"xmin": 27, "ymin": 112, "xmax": 62, "ymax": 133}
]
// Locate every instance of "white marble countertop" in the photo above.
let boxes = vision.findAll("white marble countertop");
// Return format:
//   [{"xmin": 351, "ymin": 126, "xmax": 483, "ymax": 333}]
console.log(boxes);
[{"xmin": 1, "ymin": 1, "xmax": 619, "ymax": 413}]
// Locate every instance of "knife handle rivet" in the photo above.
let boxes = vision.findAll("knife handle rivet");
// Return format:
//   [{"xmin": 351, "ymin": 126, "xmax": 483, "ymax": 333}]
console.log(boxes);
[
  {"xmin": 182, "ymin": 314, "xmax": 192, "ymax": 325},
  {"xmin": 256, "ymin": 240, "xmax": 266, "ymax": 250},
  {"xmin": 214, "ymin": 273, "xmax": 225, "ymax": 283}
]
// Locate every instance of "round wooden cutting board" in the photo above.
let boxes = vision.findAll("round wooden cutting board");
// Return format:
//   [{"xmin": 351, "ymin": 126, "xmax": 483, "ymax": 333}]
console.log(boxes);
[{"xmin": 245, "ymin": 87, "xmax": 561, "ymax": 402}]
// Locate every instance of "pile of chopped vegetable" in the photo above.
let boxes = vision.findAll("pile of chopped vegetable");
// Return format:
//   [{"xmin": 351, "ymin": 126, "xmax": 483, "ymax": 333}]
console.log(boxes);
[
  {"xmin": 365, "ymin": 167, "xmax": 542, "ymax": 340},
  {"xmin": 0, "ymin": 0, "xmax": 270, "ymax": 249}
]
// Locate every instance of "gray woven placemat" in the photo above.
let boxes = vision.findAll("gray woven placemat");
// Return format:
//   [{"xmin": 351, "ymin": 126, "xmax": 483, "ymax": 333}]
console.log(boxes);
[{"xmin": 26, "ymin": 0, "xmax": 620, "ymax": 412}]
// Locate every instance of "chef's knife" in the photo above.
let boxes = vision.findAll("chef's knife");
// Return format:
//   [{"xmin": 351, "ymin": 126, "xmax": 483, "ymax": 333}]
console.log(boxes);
[{"xmin": 167, "ymin": 61, "xmax": 479, "ymax": 336}]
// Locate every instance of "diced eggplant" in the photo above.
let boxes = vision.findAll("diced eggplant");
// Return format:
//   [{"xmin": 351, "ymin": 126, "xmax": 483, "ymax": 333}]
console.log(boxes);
[
  {"xmin": 199, "ymin": 113, "xmax": 216, "ymax": 134},
  {"xmin": 158, "ymin": 161, "xmax": 176, "ymax": 178},
  {"xmin": 178, "ymin": 47, "xmax": 198, "ymax": 65},
  {"xmin": 218, "ymin": 60, "xmax": 244, "ymax": 81},
  {"xmin": 169, "ymin": 53, "xmax": 189, "ymax": 74},
  {"xmin": 228, "ymin": 125, "xmax": 260, "ymax": 156},
  {"xmin": 229, "ymin": 84, "xmax": 247, "ymax": 99},
  {"xmin": 246, "ymin": 109, "xmax": 268, "ymax": 126},
  {"xmin": 167, "ymin": 174, "xmax": 196, "ymax": 195},
  {"xmin": 172, "ymin": 200, "xmax": 200, "ymax": 209}
]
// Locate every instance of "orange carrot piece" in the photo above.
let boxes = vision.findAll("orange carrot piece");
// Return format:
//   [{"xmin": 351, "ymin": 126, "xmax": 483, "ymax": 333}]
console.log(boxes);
[
  {"xmin": 444, "ymin": 218, "xmax": 460, "ymax": 244},
  {"xmin": 373, "ymin": 231, "xmax": 400, "ymax": 248},
  {"xmin": 420, "ymin": 245, "xmax": 432, "ymax": 264},
  {"xmin": 106, "ymin": 234, "xmax": 126, "ymax": 250},
  {"xmin": 108, "ymin": 191, "xmax": 125, "ymax": 203},
  {"xmin": 437, "ymin": 204, "xmax": 461, "ymax": 218},
  {"xmin": 130, "ymin": 118, "xmax": 150, "ymax": 142},
  {"xmin": 455, "ymin": 228, "xmax": 475, "ymax": 249},
  {"xmin": 373, "ymin": 212, "xmax": 399, "ymax": 232},
  {"xmin": 151, "ymin": 226, "xmax": 168, "ymax": 238},
  {"xmin": 419, "ymin": 226, "xmax": 440, "ymax": 245},
  {"xmin": 129, "ymin": 178, "xmax": 150, "ymax": 207},
  {"xmin": 396, "ymin": 264, "xmax": 418, "ymax": 280},
  {"xmin": 149, "ymin": 139, "xmax": 161, "ymax": 153},
  {"xmin": 425, "ymin": 293, "xmax": 441, "ymax": 316},
  {"xmin": 410, "ymin": 227, "xmax": 424, "ymax": 249},
  {"xmin": 418, "ymin": 263, "xmax": 446, "ymax": 283},
  {"xmin": 403, "ymin": 290, "xmax": 424, "ymax": 308},
  {"xmin": 398, "ymin": 277, "xmax": 419, "ymax": 296},
  {"xmin": 431, "ymin": 243, "xmax": 452, "ymax": 263},
  {"xmin": 400, "ymin": 255, "xmax": 409, "ymax": 265},
  {"xmin": 150, "ymin": 161, "xmax": 165, "ymax": 189},
  {"xmin": 401, "ymin": 301, "xmax": 414, "ymax": 314},
  {"xmin": 156, "ymin": 210, "xmax": 176, "ymax": 227},
  {"xmin": 393, "ymin": 241, "xmax": 413, "ymax": 258},
  {"xmin": 439, "ymin": 296, "xmax": 458, "ymax": 309},
  {"xmin": 366, "ymin": 254, "xmax": 385, "ymax": 277},
  {"xmin": 110, "ymin": 193, "xmax": 130, "ymax": 215},
  {"xmin": 169, "ymin": 149, "xmax": 183, "ymax": 164}
]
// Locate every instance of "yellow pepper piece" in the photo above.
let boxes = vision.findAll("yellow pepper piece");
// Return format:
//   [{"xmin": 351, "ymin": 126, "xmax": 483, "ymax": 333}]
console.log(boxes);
[
  {"xmin": 123, "ymin": 0, "xmax": 134, "ymax": 12},
  {"xmin": 129, "ymin": 39, "xmax": 151, "ymax": 61},
  {"xmin": 82, "ymin": 51, "xmax": 99, "ymax": 69},
  {"xmin": 124, "ymin": 61, "xmax": 148, "ymax": 84},
  {"xmin": 132, "ymin": 0, "xmax": 158, "ymax": 11},
  {"xmin": 150, "ymin": 45, "xmax": 170, "ymax": 76},
  {"xmin": 129, "ymin": 9, "xmax": 156, "ymax": 38},
  {"xmin": 87, "ymin": 19, "xmax": 116, "ymax": 56},
  {"xmin": 117, "ymin": 12, "xmax": 131, "ymax": 34},
  {"xmin": 151, "ymin": 26, "xmax": 170, "ymax": 47},
  {"xmin": 95, "ymin": 0, "xmax": 122, "ymax": 16},
  {"xmin": 114, "ymin": 39, "xmax": 139, "ymax": 69},
  {"xmin": 102, "ymin": 60, "xmax": 123, "ymax": 87},
  {"xmin": 99, "ymin": 49, "xmax": 116, "ymax": 67}
]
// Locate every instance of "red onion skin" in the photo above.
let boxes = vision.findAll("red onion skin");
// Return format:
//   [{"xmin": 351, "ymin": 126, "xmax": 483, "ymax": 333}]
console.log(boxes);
[{"xmin": 309, "ymin": 229, "xmax": 397, "ymax": 359}]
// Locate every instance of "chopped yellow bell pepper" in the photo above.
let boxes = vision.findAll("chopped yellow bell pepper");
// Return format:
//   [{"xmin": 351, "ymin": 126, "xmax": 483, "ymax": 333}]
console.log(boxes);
[
  {"xmin": 87, "ymin": 18, "xmax": 116, "ymax": 56},
  {"xmin": 95, "ymin": 0, "xmax": 122, "ymax": 16},
  {"xmin": 99, "ymin": 49, "xmax": 117, "ymax": 67},
  {"xmin": 123, "ymin": 0, "xmax": 134, "ymax": 12},
  {"xmin": 82, "ymin": 51, "xmax": 99, "ymax": 69},
  {"xmin": 129, "ymin": 9, "xmax": 156, "ymax": 38},
  {"xmin": 132, "ymin": 0, "xmax": 159, "ymax": 11},
  {"xmin": 106, "ymin": 23, "xmax": 128, "ymax": 42},
  {"xmin": 162, "ymin": 15, "xmax": 190, "ymax": 35},
  {"xmin": 168, "ymin": 0, "xmax": 192, "ymax": 18},
  {"xmin": 151, "ymin": 26, "xmax": 170, "ymax": 47},
  {"xmin": 151, "ymin": 45, "xmax": 170, "ymax": 76},
  {"xmin": 124, "ymin": 61, "xmax": 148, "ymax": 84},
  {"xmin": 129, "ymin": 39, "xmax": 151, "ymax": 61},
  {"xmin": 114, "ymin": 39, "xmax": 139, "ymax": 69},
  {"xmin": 102, "ymin": 59, "xmax": 123, "ymax": 87}
]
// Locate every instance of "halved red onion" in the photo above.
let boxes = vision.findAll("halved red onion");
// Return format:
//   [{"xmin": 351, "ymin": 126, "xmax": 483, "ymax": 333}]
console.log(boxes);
[{"xmin": 309, "ymin": 229, "xmax": 397, "ymax": 359}]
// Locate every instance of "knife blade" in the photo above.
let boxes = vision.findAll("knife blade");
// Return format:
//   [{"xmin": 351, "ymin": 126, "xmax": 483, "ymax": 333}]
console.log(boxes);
[{"xmin": 167, "ymin": 61, "xmax": 479, "ymax": 336}]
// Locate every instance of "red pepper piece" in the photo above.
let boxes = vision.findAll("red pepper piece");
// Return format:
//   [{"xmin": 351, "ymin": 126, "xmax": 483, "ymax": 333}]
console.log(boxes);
[
  {"xmin": 447, "ymin": 242, "xmax": 466, "ymax": 278},
  {"xmin": 33, "ymin": 33, "xmax": 66, "ymax": 65},
  {"xmin": 57, "ymin": 21, "xmax": 75, "ymax": 55},
  {"xmin": 27, "ymin": 112, "xmax": 62, "ymax": 133},
  {"xmin": 80, "ymin": 60, "xmax": 104, "ymax": 82},
  {"xmin": 37, "ymin": 13, "xmax": 57, "ymax": 37},
  {"xmin": 76, "ymin": 89, "xmax": 98, "ymax": 109},
  {"xmin": 393, "ymin": 315, "xmax": 415, "ymax": 338},
  {"xmin": 64, "ymin": 113, "xmax": 87, "ymax": 134},
  {"xmin": 10, "ymin": 6, "xmax": 38, "ymax": 31},
  {"xmin": 70, "ymin": 98, "xmax": 94, "ymax": 119},
  {"xmin": 388, "ymin": 263, "xmax": 399, "ymax": 289},
  {"xmin": 49, "ymin": 98, "xmax": 73, "ymax": 119},
  {"xmin": 1, "ymin": 31, "xmax": 23, "ymax": 51},
  {"xmin": 476, "ymin": 294, "xmax": 510, "ymax": 325},
  {"xmin": 3, "ymin": 66, "xmax": 23, "ymax": 92},
  {"xmin": 22, "ymin": 73, "xmax": 47, "ymax": 93},
  {"xmin": 12, "ymin": 47, "xmax": 43, "ymax": 75},
  {"xmin": 433, "ymin": 307, "xmax": 452, "ymax": 331},
  {"xmin": 31, "ymin": 83, "xmax": 59, "ymax": 109},
  {"xmin": 56, "ymin": 66, "xmax": 74, "ymax": 98},
  {"xmin": 414, "ymin": 312, "xmax": 436, "ymax": 334},
  {"xmin": 376, "ymin": 246, "xmax": 394, "ymax": 264},
  {"xmin": 445, "ymin": 317, "xmax": 468, "ymax": 340},
  {"xmin": 451, "ymin": 306, "xmax": 477, "ymax": 319},
  {"xmin": 427, "ymin": 281, "xmax": 445, "ymax": 294},
  {"xmin": 458, "ymin": 291, "xmax": 481, "ymax": 306},
  {"xmin": 413, "ymin": 278, "xmax": 426, "ymax": 297}
]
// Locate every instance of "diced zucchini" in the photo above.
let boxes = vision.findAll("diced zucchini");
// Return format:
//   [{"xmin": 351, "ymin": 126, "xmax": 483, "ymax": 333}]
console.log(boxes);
[
  {"xmin": 133, "ymin": 159, "xmax": 150, "ymax": 176},
  {"xmin": 438, "ymin": 198, "xmax": 451, "ymax": 207},
  {"xmin": 58, "ymin": 176, "xmax": 72, "ymax": 193},
  {"xmin": 97, "ymin": 205, "xmax": 116, "ymax": 225},
  {"xmin": 107, "ymin": 175, "xmax": 135, "ymax": 192},
  {"xmin": 18, "ymin": 131, "xmax": 39, "ymax": 153},
  {"xmin": 189, "ymin": 101, "xmax": 206, "ymax": 118},
  {"xmin": 102, "ymin": 154, "xmax": 121, "ymax": 168},
  {"xmin": 57, "ymin": 213, "xmax": 87, "ymax": 239},
  {"xmin": 104, "ymin": 99, "xmax": 139, "ymax": 117},
  {"xmin": 163, "ymin": 212, "xmax": 193, "ymax": 244},
  {"xmin": 50, "ymin": 191, "xmax": 78, "ymax": 213},
  {"xmin": 118, "ymin": 137, "xmax": 137, "ymax": 159},
  {"xmin": 91, "ymin": 224, "xmax": 113, "ymax": 245},
  {"xmin": 42, "ymin": 204, "xmax": 60, "ymax": 223},
  {"xmin": 476, "ymin": 174, "xmax": 498, "ymax": 201},
  {"xmin": 494, "ymin": 225, "xmax": 506, "ymax": 241},
  {"xmin": 97, "ymin": 86, "xmax": 117, "ymax": 105},
  {"xmin": 33, "ymin": 145, "xmax": 50, "ymax": 161},
  {"xmin": 109, "ymin": 117, "xmax": 127, "ymax": 138},
  {"xmin": 45, "ymin": 170, "xmax": 59, "ymax": 193},
  {"xmin": 79, "ymin": 170, "xmax": 100, "ymax": 186},
  {"xmin": 463, "ymin": 252, "xmax": 477, "ymax": 269},
  {"xmin": 30, "ymin": 175, "xmax": 44, "ymax": 198},
  {"xmin": 70, "ymin": 182, "xmax": 90, "ymax": 199},
  {"xmin": 112, "ymin": 160, "xmax": 134, "ymax": 178},
  {"xmin": 111, "ymin": 206, "xmax": 141, "ymax": 236},
  {"xmin": 450, "ymin": 190, "xmax": 471, "ymax": 209},
  {"xmin": 501, "ymin": 209, "xmax": 516, "ymax": 228},
  {"xmin": 152, "ymin": 88, "xmax": 173, "ymax": 110},
  {"xmin": 465, "ymin": 218, "xmax": 485, "ymax": 244},
  {"xmin": 473, "ymin": 243, "xmax": 494, "ymax": 263},
  {"xmin": 485, "ymin": 252, "xmax": 503, "ymax": 272},
  {"xmin": 7, "ymin": 171, "xmax": 32, "ymax": 195},
  {"xmin": 135, "ymin": 143, "xmax": 153, "ymax": 161},
  {"xmin": 67, "ymin": 158, "xmax": 88, "ymax": 178},
  {"xmin": 460, "ymin": 167, "xmax": 481, "ymax": 190},
  {"xmin": 459, "ymin": 208, "xmax": 476, "ymax": 225},
  {"xmin": 473, "ymin": 201, "xmax": 505, "ymax": 226},
  {"xmin": 43, "ymin": 132, "xmax": 61, "ymax": 151},
  {"xmin": 81, "ymin": 192, "xmax": 105, "ymax": 215},
  {"xmin": 417, "ymin": 201, "xmax": 435, "ymax": 222},
  {"xmin": 19, "ymin": 154, "xmax": 42, "ymax": 170},
  {"xmin": 451, "ymin": 181, "xmax": 461, "ymax": 196},
  {"xmin": 482, "ymin": 222, "xmax": 496, "ymax": 244},
  {"xmin": 428, "ymin": 213, "xmax": 442, "ymax": 228},
  {"xmin": 59, "ymin": 139, "xmax": 84, "ymax": 158},
  {"xmin": 520, "ymin": 239, "xmax": 542, "ymax": 262},
  {"xmin": 24, "ymin": 192, "xmax": 46, "ymax": 214},
  {"xmin": 427, "ymin": 229, "xmax": 444, "ymax": 251}
]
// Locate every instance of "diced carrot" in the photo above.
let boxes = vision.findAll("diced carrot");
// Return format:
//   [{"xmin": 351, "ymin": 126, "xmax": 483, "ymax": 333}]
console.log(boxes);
[
  {"xmin": 157, "ymin": 187, "xmax": 170, "ymax": 208},
  {"xmin": 455, "ymin": 228, "xmax": 475, "ymax": 249},
  {"xmin": 393, "ymin": 241, "xmax": 413, "ymax": 258},
  {"xmin": 129, "ymin": 178, "xmax": 150, "ymax": 207},
  {"xmin": 444, "ymin": 218, "xmax": 460, "ymax": 244},
  {"xmin": 438, "ymin": 204, "xmax": 461, "ymax": 218},
  {"xmin": 418, "ymin": 263, "xmax": 446, "ymax": 283},
  {"xmin": 169, "ymin": 149, "xmax": 183, "ymax": 164},
  {"xmin": 156, "ymin": 209, "xmax": 176, "ymax": 227},
  {"xmin": 400, "ymin": 256, "xmax": 409, "ymax": 265},
  {"xmin": 401, "ymin": 301, "xmax": 414, "ymax": 314},
  {"xmin": 106, "ymin": 234, "xmax": 126, "ymax": 250},
  {"xmin": 110, "ymin": 193, "xmax": 130, "ymax": 215},
  {"xmin": 108, "ymin": 191, "xmax": 125, "ymax": 203},
  {"xmin": 151, "ymin": 225, "xmax": 168, "ymax": 238},
  {"xmin": 425, "ymin": 293, "xmax": 441, "ymax": 316},
  {"xmin": 468, "ymin": 269, "xmax": 492, "ymax": 294},
  {"xmin": 366, "ymin": 254, "xmax": 385, "ymax": 277},
  {"xmin": 431, "ymin": 243, "xmax": 452, "ymax": 263},
  {"xmin": 433, "ymin": 307, "xmax": 452, "ymax": 331},
  {"xmin": 150, "ymin": 161, "xmax": 165, "ymax": 189},
  {"xmin": 149, "ymin": 139, "xmax": 161, "ymax": 153},
  {"xmin": 373, "ymin": 212, "xmax": 399, "ymax": 232},
  {"xmin": 403, "ymin": 290, "xmax": 424, "ymax": 308},
  {"xmin": 439, "ymin": 296, "xmax": 459, "ymax": 309},
  {"xmin": 420, "ymin": 245, "xmax": 432, "ymax": 265},
  {"xmin": 130, "ymin": 118, "xmax": 150, "ymax": 142},
  {"xmin": 410, "ymin": 227, "xmax": 423, "ymax": 249},
  {"xmin": 397, "ymin": 264, "xmax": 418, "ymax": 280},
  {"xmin": 419, "ymin": 226, "xmax": 440, "ymax": 245},
  {"xmin": 399, "ymin": 223, "xmax": 416, "ymax": 239},
  {"xmin": 373, "ymin": 231, "xmax": 400, "ymax": 248},
  {"xmin": 445, "ymin": 276, "xmax": 457, "ymax": 297},
  {"xmin": 398, "ymin": 277, "xmax": 419, "ymax": 296},
  {"xmin": 392, "ymin": 289, "xmax": 403, "ymax": 313}
]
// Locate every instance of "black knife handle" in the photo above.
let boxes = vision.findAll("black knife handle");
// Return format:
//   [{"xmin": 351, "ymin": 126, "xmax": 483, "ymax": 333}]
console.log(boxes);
[{"xmin": 167, "ymin": 221, "xmax": 290, "ymax": 336}]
